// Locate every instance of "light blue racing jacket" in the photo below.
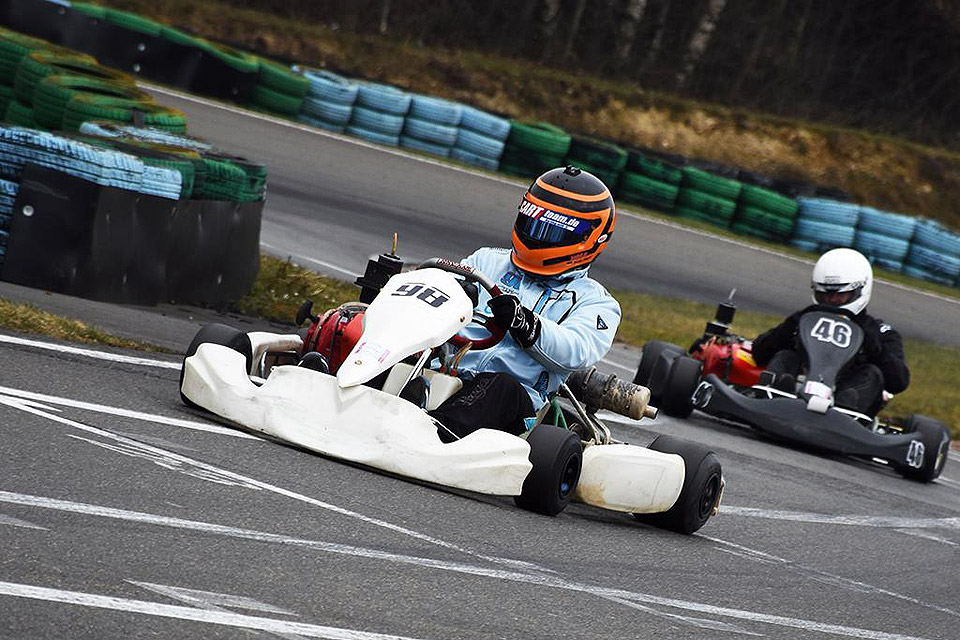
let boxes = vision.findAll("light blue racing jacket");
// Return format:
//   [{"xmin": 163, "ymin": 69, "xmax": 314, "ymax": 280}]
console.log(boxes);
[{"xmin": 454, "ymin": 247, "xmax": 622, "ymax": 410}]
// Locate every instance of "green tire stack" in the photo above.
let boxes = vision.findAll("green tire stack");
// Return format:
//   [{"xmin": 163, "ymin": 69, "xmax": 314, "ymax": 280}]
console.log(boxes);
[
  {"xmin": 675, "ymin": 166, "xmax": 742, "ymax": 228},
  {"xmin": 195, "ymin": 153, "xmax": 267, "ymax": 202},
  {"xmin": 564, "ymin": 135, "xmax": 627, "ymax": 190},
  {"xmin": 251, "ymin": 59, "xmax": 310, "ymax": 117},
  {"xmin": 500, "ymin": 120, "xmax": 571, "ymax": 180},
  {"xmin": 615, "ymin": 149, "xmax": 683, "ymax": 213},
  {"xmin": 0, "ymin": 31, "xmax": 95, "ymax": 128},
  {"xmin": 730, "ymin": 183, "xmax": 799, "ymax": 242}
]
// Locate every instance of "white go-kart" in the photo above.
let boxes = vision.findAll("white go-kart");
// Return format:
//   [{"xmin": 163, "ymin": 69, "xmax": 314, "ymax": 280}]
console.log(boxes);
[{"xmin": 180, "ymin": 258, "xmax": 723, "ymax": 533}]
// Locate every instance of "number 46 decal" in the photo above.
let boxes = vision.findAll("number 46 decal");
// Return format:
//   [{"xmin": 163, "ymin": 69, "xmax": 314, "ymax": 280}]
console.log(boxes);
[{"xmin": 810, "ymin": 317, "xmax": 853, "ymax": 348}]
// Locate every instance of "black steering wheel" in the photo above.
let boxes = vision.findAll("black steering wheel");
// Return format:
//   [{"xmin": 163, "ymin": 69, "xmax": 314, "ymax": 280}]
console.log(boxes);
[{"xmin": 418, "ymin": 258, "xmax": 507, "ymax": 350}]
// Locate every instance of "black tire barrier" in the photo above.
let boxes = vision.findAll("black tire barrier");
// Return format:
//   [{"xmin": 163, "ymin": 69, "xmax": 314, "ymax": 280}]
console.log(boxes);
[{"xmin": 1, "ymin": 163, "xmax": 261, "ymax": 304}]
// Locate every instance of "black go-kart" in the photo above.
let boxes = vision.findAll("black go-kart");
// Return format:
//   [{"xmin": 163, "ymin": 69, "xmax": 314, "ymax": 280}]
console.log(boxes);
[{"xmin": 650, "ymin": 307, "xmax": 951, "ymax": 483}]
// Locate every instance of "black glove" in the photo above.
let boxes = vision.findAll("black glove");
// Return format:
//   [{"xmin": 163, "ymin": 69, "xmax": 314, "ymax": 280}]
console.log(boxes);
[{"xmin": 489, "ymin": 294, "xmax": 541, "ymax": 349}]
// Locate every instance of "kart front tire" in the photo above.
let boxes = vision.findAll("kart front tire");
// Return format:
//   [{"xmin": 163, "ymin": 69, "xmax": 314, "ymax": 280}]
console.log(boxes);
[
  {"xmin": 633, "ymin": 435, "xmax": 722, "ymax": 534},
  {"xmin": 898, "ymin": 414, "xmax": 951, "ymax": 483},
  {"xmin": 179, "ymin": 323, "xmax": 253, "ymax": 409},
  {"xmin": 514, "ymin": 424, "xmax": 582, "ymax": 516},
  {"xmin": 660, "ymin": 356, "xmax": 702, "ymax": 418}
]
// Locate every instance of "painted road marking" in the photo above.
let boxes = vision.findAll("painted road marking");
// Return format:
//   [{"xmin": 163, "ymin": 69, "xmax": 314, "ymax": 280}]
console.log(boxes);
[
  {"xmin": 131, "ymin": 581, "xmax": 297, "ymax": 616},
  {"xmin": 0, "ymin": 580, "xmax": 424, "ymax": 640},
  {"xmin": 0, "ymin": 334, "xmax": 179, "ymax": 368},
  {"xmin": 0, "ymin": 514, "xmax": 47, "ymax": 530},
  {"xmin": 0, "ymin": 385, "xmax": 258, "ymax": 440},
  {"xmin": 720, "ymin": 506, "xmax": 960, "ymax": 530},
  {"xmin": 0, "ymin": 491, "xmax": 943, "ymax": 640},
  {"xmin": 703, "ymin": 536, "xmax": 959, "ymax": 618}
]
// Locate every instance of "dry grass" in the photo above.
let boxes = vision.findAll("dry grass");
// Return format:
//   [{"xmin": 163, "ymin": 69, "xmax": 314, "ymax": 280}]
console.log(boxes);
[{"xmin": 0, "ymin": 299, "xmax": 168, "ymax": 352}]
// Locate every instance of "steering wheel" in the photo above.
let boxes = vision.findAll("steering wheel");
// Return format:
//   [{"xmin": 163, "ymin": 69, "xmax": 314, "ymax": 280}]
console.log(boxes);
[{"xmin": 418, "ymin": 258, "xmax": 507, "ymax": 350}]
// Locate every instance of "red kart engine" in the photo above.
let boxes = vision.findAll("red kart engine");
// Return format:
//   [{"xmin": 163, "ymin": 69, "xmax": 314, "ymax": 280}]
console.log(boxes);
[
  {"xmin": 691, "ymin": 297, "xmax": 763, "ymax": 387},
  {"xmin": 301, "ymin": 302, "xmax": 368, "ymax": 374}
]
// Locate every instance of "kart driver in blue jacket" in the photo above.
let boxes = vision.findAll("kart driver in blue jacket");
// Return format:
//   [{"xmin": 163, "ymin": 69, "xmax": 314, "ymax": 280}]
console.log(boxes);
[
  {"xmin": 751, "ymin": 247, "xmax": 909, "ymax": 416},
  {"xmin": 427, "ymin": 166, "xmax": 622, "ymax": 441}
]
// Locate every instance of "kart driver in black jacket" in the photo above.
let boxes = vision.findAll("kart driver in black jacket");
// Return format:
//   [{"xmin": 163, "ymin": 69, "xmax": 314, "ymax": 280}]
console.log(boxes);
[{"xmin": 751, "ymin": 248, "xmax": 909, "ymax": 416}]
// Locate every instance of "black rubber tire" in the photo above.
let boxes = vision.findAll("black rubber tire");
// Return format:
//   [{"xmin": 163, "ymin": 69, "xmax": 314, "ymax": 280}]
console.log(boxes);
[
  {"xmin": 634, "ymin": 340, "xmax": 679, "ymax": 386},
  {"xmin": 660, "ymin": 356, "xmax": 702, "ymax": 418},
  {"xmin": 179, "ymin": 324, "xmax": 253, "ymax": 409},
  {"xmin": 633, "ymin": 435, "xmax": 722, "ymax": 534},
  {"xmin": 514, "ymin": 424, "xmax": 582, "ymax": 516},
  {"xmin": 899, "ymin": 415, "xmax": 951, "ymax": 482}
]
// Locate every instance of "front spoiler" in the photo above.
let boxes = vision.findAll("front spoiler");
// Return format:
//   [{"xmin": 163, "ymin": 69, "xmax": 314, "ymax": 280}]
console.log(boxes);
[{"xmin": 697, "ymin": 374, "xmax": 921, "ymax": 469}]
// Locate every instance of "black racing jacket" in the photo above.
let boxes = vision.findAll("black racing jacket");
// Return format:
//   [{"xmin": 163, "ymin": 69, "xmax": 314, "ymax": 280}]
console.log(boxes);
[{"xmin": 752, "ymin": 306, "xmax": 910, "ymax": 394}]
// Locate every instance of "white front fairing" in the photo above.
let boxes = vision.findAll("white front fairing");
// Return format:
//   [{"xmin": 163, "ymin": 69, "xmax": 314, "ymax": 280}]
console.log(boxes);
[
  {"xmin": 575, "ymin": 444, "xmax": 684, "ymax": 513},
  {"xmin": 182, "ymin": 343, "xmax": 532, "ymax": 495},
  {"xmin": 337, "ymin": 269, "xmax": 474, "ymax": 388}
]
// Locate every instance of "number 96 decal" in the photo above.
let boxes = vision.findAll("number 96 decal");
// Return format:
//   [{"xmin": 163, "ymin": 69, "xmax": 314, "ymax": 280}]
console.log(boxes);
[{"xmin": 810, "ymin": 317, "xmax": 853, "ymax": 348}]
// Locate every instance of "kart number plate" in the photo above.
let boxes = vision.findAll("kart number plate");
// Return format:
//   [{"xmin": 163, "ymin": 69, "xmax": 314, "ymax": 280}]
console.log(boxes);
[{"xmin": 810, "ymin": 318, "xmax": 853, "ymax": 348}]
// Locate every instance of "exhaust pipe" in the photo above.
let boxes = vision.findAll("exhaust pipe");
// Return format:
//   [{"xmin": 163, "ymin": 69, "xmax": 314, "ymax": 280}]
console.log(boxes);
[{"xmin": 566, "ymin": 367, "xmax": 658, "ymax": 421}]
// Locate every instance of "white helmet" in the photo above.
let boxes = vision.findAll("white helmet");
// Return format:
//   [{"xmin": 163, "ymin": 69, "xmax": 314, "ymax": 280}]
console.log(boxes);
[{"xmin": 811, "ymin": 248, "xmax": 873, "ymax": 315}]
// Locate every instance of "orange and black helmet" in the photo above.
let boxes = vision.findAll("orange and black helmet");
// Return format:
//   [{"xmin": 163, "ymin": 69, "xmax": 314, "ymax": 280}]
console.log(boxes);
[{"xmin": 511, "ymin": 166, "xmax": 615, "ymax": 277}]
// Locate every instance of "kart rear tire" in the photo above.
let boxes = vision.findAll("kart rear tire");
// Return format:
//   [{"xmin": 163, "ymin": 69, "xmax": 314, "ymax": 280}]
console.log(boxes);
[
  {"xmin": 179, "ymin": 323, "xmax": 253, "ymax": 409},
  {"xmin": 514, "ymin": 424, "xmax": 582, "ymax": 516},
  {"xmin": 660, "ymin": 356, "xmax": 702, "ymax": 418},
  {"xmin": 634, "ymin": 340, "xmax": 681, "ymax": 387},
  {"xmin": 898, "ymin": 414, "xmax": 950, "ymax": 483},
  {"xmin": 633, "ymin": 435, "xmax": 722, "ymax": 534}
]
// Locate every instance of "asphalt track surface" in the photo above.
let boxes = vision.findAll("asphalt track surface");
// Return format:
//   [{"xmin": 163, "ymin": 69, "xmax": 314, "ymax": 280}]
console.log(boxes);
[{"xmin": 0, "ymin": 87, "xmax": 958, "ymax": 639}]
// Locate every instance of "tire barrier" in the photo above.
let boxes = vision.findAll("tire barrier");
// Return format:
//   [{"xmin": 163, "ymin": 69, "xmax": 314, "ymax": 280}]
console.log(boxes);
[
  {"xmin": 5, "ymin": 3, "xmax": 959, "ymax": 290},
  {"xmin": 500, "ymin": 120, "xmax": 571, "ymax": 180},
  {"xmin": 1, "ymin": 163, "xmax": 262, "ymax": 304},
  {"xmin": 400, "ymin": 94, "xmax": 461, "ymax": 158},
  {"xmin": 250, "ymin": 58, "xmax": 309, "ymax": 117},
  {"xmin": 297, "ymin": 68, "xmax": 358, "ymax": 133},
  {"xmin": 564, "ymin": 136, "xmax": 627, "ymax": 190},
  {"xmin": 614, "ymin": 149, "xmax": 682, "ymax": 213},
  {"xmin": 452, "ymin": 105, "xmax": 509, "ymax": 171},
  {"xmin": 675, "ymin": 167, "xmax": 742, "ymax": 228},
  {"xmin": 347, "ymin": 82, "xmax": 411, "ymax": 146},
  {"xmin": 730, "ymin": 184, "xmax": 799, "ymax": 242}
]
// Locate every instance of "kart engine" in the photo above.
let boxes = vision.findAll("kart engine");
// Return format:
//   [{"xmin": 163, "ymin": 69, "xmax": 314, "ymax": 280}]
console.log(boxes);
[{"xmin": 566, "ymin": 367, "xmax": 658, "ymax": 420}]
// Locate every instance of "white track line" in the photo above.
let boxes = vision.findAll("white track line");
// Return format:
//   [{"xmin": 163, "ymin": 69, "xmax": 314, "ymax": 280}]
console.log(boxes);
[
  {"xmin": 0, "ymin": 581, "xmax": 423, "ymax": 640},
  {"xmin": 0, "ymin": 334, "xmax": 179, "ymax": 368},
  {"xmin": 1, "ymin": 491, "xmax": 942, "ymax": 640}
]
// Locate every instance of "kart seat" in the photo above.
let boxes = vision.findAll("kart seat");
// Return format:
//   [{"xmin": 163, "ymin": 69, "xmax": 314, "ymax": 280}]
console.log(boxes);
[{"xmin": 381, "ymin": 363, "xmax": 463, "ymax": 410}]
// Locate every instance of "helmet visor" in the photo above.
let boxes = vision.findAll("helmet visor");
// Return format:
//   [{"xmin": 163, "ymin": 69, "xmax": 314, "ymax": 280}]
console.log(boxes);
[
  {"xmin": 514, "ymin": 205, "xmax": 598, "ymax": 250},
  {"xmin": 812, "ymin": 280, "xmax": 863, "ymax": 307}
]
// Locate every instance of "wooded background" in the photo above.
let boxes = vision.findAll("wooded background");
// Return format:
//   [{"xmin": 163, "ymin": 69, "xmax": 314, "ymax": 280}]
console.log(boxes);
[{"xmin": 215, "ymin": 0, "xmax": 960, "ymax": 151}]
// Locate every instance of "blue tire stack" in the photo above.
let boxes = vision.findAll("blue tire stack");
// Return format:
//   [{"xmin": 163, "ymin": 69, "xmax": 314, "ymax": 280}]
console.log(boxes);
[
  {"xmin": 789, "ymin": 197, "xmax": 859, "ymax": 253},
  {"xmin": 347, "ymin": 82, "xmax": 411, "ymax": 147},
  {"xmin": 905, "ymin": 218, "xmax": 960, "ymax": 286},
  {"xmin": 853, "ymin": 206, "xmax": 916, "ymax": 273},
  {"xmin": 451, "ymin": 106, "xmax": 511, "ymax": 172},
  {"xmin": 298, "ymin": 69, "xmax": 359, "ymax": 134},
  {"xmin": 0, "ymin": 177, "xmax": 18, "ymax": 257},
  {"xmin": 400, "ymin": 95, "xmax": 461, "ymax": 158}
]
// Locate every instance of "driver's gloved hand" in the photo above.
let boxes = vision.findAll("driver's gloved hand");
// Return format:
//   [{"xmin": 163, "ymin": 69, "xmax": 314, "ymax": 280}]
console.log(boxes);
[{"xmin": 489, "ymin": 294, "xmax": 541, "ymax": 349}]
